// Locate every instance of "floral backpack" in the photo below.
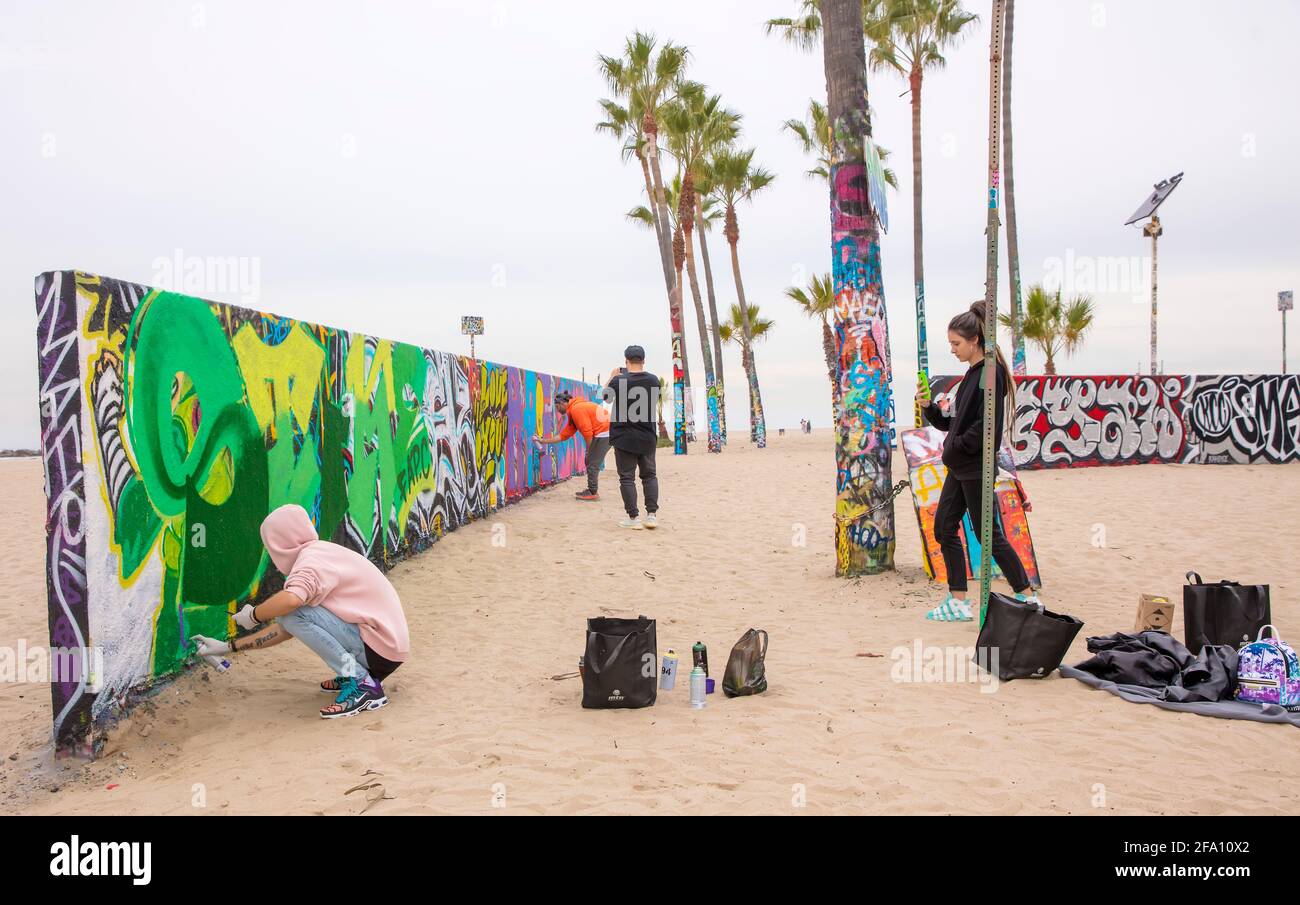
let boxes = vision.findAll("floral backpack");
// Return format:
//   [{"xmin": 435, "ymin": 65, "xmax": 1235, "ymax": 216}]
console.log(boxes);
[{"xmin": 1235, "ymin": 625, "xmax": 1300, "ymax": 710}]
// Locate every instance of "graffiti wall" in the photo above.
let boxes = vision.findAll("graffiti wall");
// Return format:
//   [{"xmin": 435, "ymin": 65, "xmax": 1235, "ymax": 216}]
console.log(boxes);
[
  {"xmin": 929, "ymin": 374, "xmax": 1300, "ymax": 469},
  {"xmin": 34, "ymin": 271, "xmax": 598, "ymax": 754},
  {"xmin": 900, "ymin": 427, "xmax": 1040, "ymax": 588}
]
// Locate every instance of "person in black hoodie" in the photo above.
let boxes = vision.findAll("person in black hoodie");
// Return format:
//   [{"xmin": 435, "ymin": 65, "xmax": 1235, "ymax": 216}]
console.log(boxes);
[{"xmin": 916, "ymin": 301, "xmax": 1039, "ymax": 622}]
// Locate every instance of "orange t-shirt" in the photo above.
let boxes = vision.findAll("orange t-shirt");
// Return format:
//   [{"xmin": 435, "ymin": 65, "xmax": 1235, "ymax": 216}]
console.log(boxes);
[{"xmin": 558, "ymin": 399, "xmax": 611, "ymax": 443}]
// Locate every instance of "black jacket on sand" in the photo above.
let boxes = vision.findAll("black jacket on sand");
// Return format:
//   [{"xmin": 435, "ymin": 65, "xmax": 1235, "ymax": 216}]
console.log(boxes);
[{"xmin": 922, "ymin": 358, "xmax": 1009, "ymax": 481}]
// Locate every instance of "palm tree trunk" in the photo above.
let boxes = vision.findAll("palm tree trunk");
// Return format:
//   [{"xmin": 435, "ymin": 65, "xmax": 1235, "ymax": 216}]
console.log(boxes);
[
  {"xmin": 643, "ymin": 114, "xmax": 688, "ymax": 454},
  {"xmin": 672, "ymin": 224, "xmax": 697, "ymax": 444},
  {"xmin": 821, "ymin": 316, "xmax": 836, "ymax": 393},
  {"xmin": 910, "ymin": 65, "xmax": 929, "ymax": 428},
  {"xmin": 637, "ymin": 150, "xmax": 664, "ymax": 252},
  {"xmin": 725, "ymin": 222, "xmax": 766, "ymax": 449},
  {"xmin": 823, "ymin": 0, "xmax": 895, "ymax": 575},
  {"xmin": 682, "ymin": 179, "xmax": 721, "ymax": 453},
  {"xmin": 696, "ymin": 196, "xmax": 728, "ymax": 445},
  {"xmin": 1003, "ymin": 0, "xmax": 1027, "ymax": 375}
]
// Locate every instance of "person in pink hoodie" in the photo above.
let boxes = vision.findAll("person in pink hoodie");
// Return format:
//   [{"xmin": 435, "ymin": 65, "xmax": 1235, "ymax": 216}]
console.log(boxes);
[{"xmin": 191, "ymin": 504, "xmax": 410, "ymax": 719}]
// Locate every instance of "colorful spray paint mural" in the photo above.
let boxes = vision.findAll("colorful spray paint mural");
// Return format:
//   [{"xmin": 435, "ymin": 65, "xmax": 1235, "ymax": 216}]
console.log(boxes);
[
  {"xmin": 901, "ymin": 427, "xmax": 1040, "ymax": 588},
  {"xmin": 930, "ymin": 373, "xmax": 1300, "ymax": 468},
  {"xmin": 34, "ymin": 271, "xmax": 598, "ymax": 755}
]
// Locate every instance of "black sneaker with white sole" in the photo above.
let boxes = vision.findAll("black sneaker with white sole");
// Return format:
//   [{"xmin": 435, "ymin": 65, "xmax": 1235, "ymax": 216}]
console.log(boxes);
[{"xmin": 319, "ymin": 677, "xmax": 388, "ymax": 719}]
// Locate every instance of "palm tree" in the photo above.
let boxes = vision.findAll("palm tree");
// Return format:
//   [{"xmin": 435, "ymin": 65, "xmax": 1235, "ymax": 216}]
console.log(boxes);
[
  {"xmin": 997, "ymin": 284, "xmax": 1095, "ymax": 375},
  {"xmin": 1002, "ymin": 0, "xmax": 1027, "ymax": 374},
  {"xmin": 785, "ymin": 273, "xmax": 837, "ymax": 394},
  {"xmin": 705, "ymin": 147, "xmax": 775, "ymax": 448},
  {"xmin": 782, "ymin": 98, "xmax": 898, "ymax": 190},
  {"xmin": 690, "ymin": 162, "xmax": 731, "ymax": 446},
  {"xmin": 597, "ymin": 33, "xmax": 693, "ymax": 454},
  {"xmin": 820, "ymin": 0, "xmax": 896, "ymax": 575},
  {"xmin": 663, "ymin": 85, "xmax": 742, "ymax": 453},
  {"xmin": 767, "ymin": 0, "xmax": 979, "ymax": 423},
  {"xmin": 718, "ymin": 304, "xmax": 774, "ymax": 412}
]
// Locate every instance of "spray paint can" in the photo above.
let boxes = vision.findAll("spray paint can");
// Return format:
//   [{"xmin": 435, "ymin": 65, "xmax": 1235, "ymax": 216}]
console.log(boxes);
[
  {"xmin": 660, "ymin": 650, "xmax": 679, "ymax": 690},
  {"xmin": 692, "ymin": 641, "xmax": 709, "ymax": 676},
  {"xmin": 202, "ymin": 654, "xmax": 230, "ymax": 672},
  {"xmin": 689, "ymin": 666, "xmax": 706, "ymax": 709}
]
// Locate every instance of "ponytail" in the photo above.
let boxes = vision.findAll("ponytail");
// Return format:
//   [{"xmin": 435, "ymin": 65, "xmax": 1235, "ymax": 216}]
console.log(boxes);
[{"xmin": 948, "ymin": 301, "xmax": 1016, "ymax": 433}]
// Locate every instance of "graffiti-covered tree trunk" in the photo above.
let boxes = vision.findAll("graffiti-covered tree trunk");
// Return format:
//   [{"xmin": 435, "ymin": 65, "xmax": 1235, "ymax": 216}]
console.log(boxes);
[
  {"xmin": 724, "ymin": 205, "xmax": 767, "ymax": 448},
  {"xmin": 681, "ymin": 173, "xmax": 721, "ymax": 452},
  {"xmin": 643, "ymin": 112, "xmax": 689, "ymax": 455},
  {"xmin": 909, "ymin": 64, "xmax": 930, "ymax": 428},
  {"xmin": 1003, "ymin": 0, "xmax": 1027, "ymax": 375},
  {"xmin": 823, "ymin": 0, "xmax": 895, "ymax": 575},
  {"xmin": 697, "ymin": 196, "xmax": 728, "ymax": 445}
]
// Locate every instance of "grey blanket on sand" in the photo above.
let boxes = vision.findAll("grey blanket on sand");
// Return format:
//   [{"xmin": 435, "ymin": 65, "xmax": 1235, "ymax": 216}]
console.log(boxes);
[{"xmin": 1059, "ymin": 665, "xmax": 1300, "ymax": 728}]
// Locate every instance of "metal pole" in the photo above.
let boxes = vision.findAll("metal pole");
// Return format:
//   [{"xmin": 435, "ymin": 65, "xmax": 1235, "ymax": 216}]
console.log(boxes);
[
  {"xmin": 1285, "ymin": 307, "xmax": 1289, "ymax": 374},
  {"xmin": 1146, "ymin": 215, "xmax": 1161, "ymax": 375},
  {"xmin": 979, "ymin": 0, "xmax": 1006, "ymax": 625}
]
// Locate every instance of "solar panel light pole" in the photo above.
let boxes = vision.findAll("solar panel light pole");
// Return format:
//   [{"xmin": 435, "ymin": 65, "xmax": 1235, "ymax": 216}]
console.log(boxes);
[
  {"xmin": 1125, "ymin": 172, "xmax": 1183, "ymax": 375},
  {"xmin": 461, "ymin": 315, "xmax": 484, "ymax": 362}
]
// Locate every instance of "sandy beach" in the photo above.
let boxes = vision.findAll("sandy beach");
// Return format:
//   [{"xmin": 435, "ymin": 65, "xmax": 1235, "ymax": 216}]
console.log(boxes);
[{"xmin": 2, "ymin": 432, "xmax": 1298, "ymax": 816}]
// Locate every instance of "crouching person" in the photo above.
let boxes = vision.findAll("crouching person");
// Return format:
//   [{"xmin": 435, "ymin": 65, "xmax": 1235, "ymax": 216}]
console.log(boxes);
[{"xmin": 192, "ymin": 504, "xmax": 410, "ymax": 719}]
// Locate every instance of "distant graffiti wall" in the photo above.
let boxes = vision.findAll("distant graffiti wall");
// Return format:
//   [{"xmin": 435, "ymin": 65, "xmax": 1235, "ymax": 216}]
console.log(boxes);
[
  {"xmin": 35, "ymin": 272, "xmax": 598, "ymax": 754},
  {"xmin": 929, "ymin": 374, "xmax": 1300, "ymax": 469}
]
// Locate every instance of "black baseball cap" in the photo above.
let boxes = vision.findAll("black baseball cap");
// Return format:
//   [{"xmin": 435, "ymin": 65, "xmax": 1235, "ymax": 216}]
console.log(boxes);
[{"xmin": 624, "ymin": 345, "xmax": 646, "ymax": 362}]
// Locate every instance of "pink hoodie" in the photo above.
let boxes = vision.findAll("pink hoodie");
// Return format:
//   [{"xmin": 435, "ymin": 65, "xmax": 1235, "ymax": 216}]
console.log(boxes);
[{"xmin": 259, "ymin": 504, "xmax": 410, "ymax": 662}]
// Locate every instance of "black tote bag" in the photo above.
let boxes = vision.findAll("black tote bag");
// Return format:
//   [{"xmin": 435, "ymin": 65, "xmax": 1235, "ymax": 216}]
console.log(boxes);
[
  {"xmin": 581, "ymin": 616, "xmax": 657, "ymax": 709},
  {"xmin": 974, "ymin": 593, "xmax": 1084, "ymax": 680},
  {"xmin": 1183, "ymin": 571, "xmax": 1270, "ymax": 654}
]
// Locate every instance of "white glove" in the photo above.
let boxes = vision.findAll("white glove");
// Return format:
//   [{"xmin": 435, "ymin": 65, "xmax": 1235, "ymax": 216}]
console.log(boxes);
[
  {"xmin": 191, "ymin": 634, "xmax": 231, "ymax": 657},
  {"xmin": 233, "ymin": 603, "xmax": 260, "ymax": 631}
]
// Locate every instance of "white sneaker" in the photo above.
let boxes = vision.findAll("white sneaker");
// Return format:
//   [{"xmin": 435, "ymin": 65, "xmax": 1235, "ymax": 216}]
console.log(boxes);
[
  {"xmin": 1013, "ymin": 591, "xmax": 1043, "ymax": 610},
  {"xmin": 619, "ymin": 516, "xmax": 644, "ymax": 530},
  {"xmin": 643, "ymin": 513, "xmax": 658, "ymax": 530}
]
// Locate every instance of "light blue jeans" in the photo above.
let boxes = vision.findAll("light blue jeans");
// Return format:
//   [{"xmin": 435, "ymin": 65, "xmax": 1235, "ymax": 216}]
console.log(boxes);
[{"xmin": 278, "ymin": 605, "xmax": 370, "ymax": 680}]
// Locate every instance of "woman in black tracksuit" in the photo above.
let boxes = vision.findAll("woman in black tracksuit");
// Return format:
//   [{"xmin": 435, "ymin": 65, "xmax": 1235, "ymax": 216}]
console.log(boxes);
[{"xmin": 915, "ymin": 301, "xmax": 1037, "ymax": 622}]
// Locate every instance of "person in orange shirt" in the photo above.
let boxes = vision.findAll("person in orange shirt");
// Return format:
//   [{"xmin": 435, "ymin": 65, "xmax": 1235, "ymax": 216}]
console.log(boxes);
[{"xmin": 535, "ymin": 390, "xmax": 610, "ymax": 501}]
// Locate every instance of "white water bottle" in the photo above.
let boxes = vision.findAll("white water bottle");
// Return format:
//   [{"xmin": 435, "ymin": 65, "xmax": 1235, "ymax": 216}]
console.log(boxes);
[{"xmin": 689, "ymin": 666, "xmax": 706, "ymax": 709}]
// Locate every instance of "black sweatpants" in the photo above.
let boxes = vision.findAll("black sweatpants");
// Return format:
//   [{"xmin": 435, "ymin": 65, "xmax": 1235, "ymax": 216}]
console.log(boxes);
[
  {"xmin": 614, "ymin": 447, "xmax": 658, "ymax": 518},
  {"xmin": 933, "ymin": 477, "xmax": 1031, "ymax": 595},
  {"xmin": 585, "ymin": 437, "xmax": 610, "ymax": 494}
]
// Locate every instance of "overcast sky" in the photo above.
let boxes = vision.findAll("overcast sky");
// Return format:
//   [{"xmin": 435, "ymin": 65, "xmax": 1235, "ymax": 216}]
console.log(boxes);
[{"xmin": 2, "ymin": 0, "xmax": 1297, "ymax": 448}]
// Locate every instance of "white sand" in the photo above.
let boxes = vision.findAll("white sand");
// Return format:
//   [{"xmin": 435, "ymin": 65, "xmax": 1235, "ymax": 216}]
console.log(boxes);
[{"xmin": 2, "ymin": 434, "xmax": 1298, "ymax": 815}]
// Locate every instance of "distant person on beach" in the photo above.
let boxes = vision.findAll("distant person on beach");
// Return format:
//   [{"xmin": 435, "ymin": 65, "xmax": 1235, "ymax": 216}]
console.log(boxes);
[
  {"xmin": 535, "ymin": 389, "xmax": 611, "ymax": 501},
  {"xmin": 190, "ymin": 504, "xmax": 410, "ymax": 718},
  {"xmin": 916, "ymin": 301, "xmax": 1039, "ymax": 622},
  {"xmin": 604, "ymin": 344, "xmax": 659, "ymax": 530}
]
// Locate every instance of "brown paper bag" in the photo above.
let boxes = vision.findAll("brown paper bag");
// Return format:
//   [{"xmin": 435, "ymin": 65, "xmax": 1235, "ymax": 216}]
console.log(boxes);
[{"xmin": 1135, "ymin": 593, "xmax": 1175, "ymax": 632}]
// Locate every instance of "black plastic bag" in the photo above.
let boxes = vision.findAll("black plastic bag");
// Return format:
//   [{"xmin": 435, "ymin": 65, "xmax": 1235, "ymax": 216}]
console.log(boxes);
[
  {"xmin": 581, "ymin": 616, "xmax": 657, "ymax": 709},
  {"xmin": 1183, "ymin": 571, "xmax": 1270, "ymax": 654},
  {"xmin": 974, "ymin": 593, "xmax": 1083, "ymax": 680},
  {"xmin": 722, "ymin": 629, "xmax": 769, "ymax": 697}
]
